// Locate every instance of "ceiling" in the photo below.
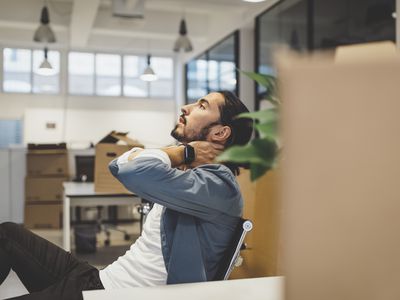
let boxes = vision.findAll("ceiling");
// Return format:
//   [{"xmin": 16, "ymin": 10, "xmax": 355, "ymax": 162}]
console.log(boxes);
[{"xmin": 0, "ymin": 0, "xmax": 277, "ymax": 58}]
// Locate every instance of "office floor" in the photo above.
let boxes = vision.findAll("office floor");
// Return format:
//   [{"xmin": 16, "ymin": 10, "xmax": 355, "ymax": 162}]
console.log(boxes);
[
  {"xmin": 0, "ymin": 222, "xmax": 140, "ymax": 299},
  {"xmin": 34, "ymin": 222, "xmax": 141, "ymax": 268}
]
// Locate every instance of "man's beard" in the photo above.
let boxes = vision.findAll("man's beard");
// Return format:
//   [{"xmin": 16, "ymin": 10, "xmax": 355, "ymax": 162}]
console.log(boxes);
[{"xmin": 170, "ymin": 124, "xmax": 212, "ymax": 143}]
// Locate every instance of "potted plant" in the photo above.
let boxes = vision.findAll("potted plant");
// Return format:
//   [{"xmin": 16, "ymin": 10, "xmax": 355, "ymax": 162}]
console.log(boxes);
[{"xmin": 217, "ymin": 71, "xmax": 280, "ymax": 181}]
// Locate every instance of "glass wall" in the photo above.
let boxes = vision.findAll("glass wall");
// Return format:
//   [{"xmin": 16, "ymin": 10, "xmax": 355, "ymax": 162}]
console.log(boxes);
[
  {"xmin": 256, "ymin": 0, "xmax": 396, "ymax": 108},
  {"xmin": 186, "ymin": 31, "xmax": 239, "ymax": 104}
]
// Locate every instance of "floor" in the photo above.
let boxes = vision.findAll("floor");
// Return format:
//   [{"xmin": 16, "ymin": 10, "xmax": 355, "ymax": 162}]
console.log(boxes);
[{"xmin": 0, "ymin": 222, "xmax": 140, "ymax": 299}]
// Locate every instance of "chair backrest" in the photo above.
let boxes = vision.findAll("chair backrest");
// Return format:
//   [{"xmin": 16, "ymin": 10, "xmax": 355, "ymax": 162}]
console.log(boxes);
[
  {"xmin": 213, "ymin": 218, "xmax": 253, "ymax": 281},
  {"xmin": 74, "ymin": 155, "xmax": 95, "ymax": 182}
]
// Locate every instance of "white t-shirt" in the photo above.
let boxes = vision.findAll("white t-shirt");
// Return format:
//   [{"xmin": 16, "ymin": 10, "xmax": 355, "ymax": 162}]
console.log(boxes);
[{"xmin": 99, "ymin": 149, "xmax": 170, "ymax": 289}]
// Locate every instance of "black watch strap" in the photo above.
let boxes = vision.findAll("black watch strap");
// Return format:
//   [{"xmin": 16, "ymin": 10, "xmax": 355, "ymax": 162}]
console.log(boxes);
[{"xmin": 184, "ymin": 144, "xmax": 195, "ymax": 165}]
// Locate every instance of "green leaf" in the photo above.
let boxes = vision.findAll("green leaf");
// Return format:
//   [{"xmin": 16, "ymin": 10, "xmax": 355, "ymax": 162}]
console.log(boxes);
[
  {"xmin": 255, "ymin": 122, "xmax": 278, "ymax": 140},
  {"xmin": 217, "ymin": 138, "xmax": 277, "ymax": 167},
  {"xmin": 239, "ymin": 70, "xmax": 276, "ymax": 89},
  {"xmin": 217, "ymin": 143, "xmax": 267, "ymax": 165},
  {"xmin": 238, "ymin": 108, "xmax": 278, "ymax": 124},
  {"xmin": 250, "ymin": 163, "xmax": 271, "ymax": 181}
]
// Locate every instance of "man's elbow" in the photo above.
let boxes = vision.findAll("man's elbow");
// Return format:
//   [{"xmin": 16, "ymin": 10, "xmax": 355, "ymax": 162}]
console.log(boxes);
[
  {"xmin": 108, "ymin": 159, "xmax": 119, "ymax": 177},
  {"xmin": 117, "ymin": 161, "xmax": 148, "ymax": 192}
]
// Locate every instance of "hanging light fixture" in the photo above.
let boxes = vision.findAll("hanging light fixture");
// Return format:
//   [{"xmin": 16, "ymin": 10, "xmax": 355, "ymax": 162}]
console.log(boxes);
[
  {"xmin": 140, "ymin": 54, "xmax": 157, "ymax": 82},
  {"xmin": 173, "ymin": 18, "xmax": 193, "ymax": 52},
  {"xmin": 36, "ymin": 47, "xmax": 55, "ymax": 76},
  {"xmin": 33, "ymin": 5, "xmax": 56, "ymax": 43}
]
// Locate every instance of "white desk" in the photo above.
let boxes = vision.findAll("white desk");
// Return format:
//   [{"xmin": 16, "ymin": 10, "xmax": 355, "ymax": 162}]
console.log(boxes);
[
  {"xmin": 83, "ymin": 276, "xmax": 284, "ymax": 300},
  {"xmin": 63, "ymin": 182, "xmax": 141, "ymax": 251}
]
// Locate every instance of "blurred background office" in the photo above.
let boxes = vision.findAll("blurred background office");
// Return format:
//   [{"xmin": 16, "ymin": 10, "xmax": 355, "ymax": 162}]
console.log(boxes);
[{"xmin": 0, "ymin": 0, "xmax": 397, "ymax": 285}]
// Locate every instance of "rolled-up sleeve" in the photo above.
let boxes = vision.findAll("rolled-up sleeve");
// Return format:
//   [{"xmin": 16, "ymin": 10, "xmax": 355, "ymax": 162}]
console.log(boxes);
[{"xmin": 108, "ymin": 150, "xmax": 241, "ymax": 220}]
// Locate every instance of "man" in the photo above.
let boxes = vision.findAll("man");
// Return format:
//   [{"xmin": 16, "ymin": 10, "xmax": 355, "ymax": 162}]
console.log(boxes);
[{"xmin": 0, "ymin": 91, "xmax": 252, "ymax": 299}]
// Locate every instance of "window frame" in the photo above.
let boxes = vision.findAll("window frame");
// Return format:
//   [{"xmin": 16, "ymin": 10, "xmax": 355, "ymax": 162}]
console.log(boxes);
[
  {"xmin": 1, "ymin": 46, "xmax": 175, "ymax": 99},
  {"xmin": 67, "ymin": 50, "xmax": 175, "ymax": 99},
  {"xmin": 1, "ymin": 47, "xmax": 61, "ymax": 95},
  {"xmin": 184, "ymin": 30, "xmax": 240, "ymax": 104}
]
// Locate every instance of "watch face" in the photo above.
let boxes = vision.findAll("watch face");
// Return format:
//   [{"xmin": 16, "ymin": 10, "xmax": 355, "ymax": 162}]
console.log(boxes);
[{"xmin": 184, "ymin": 145, "xmax": 195, "ymax": 164}]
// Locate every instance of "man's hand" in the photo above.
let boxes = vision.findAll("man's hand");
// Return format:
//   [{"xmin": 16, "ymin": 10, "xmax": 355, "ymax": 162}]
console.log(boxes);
[{"xmin": 188, "ymin": 141, "xmax": 224, "ymax": 168}]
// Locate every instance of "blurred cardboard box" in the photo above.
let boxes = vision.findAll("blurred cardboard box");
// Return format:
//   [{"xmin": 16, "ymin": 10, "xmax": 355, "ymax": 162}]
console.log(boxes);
[
  {"xmin": 26, "ymin": 143, "xmax": 69, "ymax": 177},
  {"xmin": 25, "ymin": 176, "xmax": 68, "ymax": 202},
  {"xmin": 94, "ymin": 131, "xmax": 143, "ymax": 193},
  {"xmin": 277, "ymin": 41, "xmax": 400, "ymax": 300},
  {"xmin": 24, "ymin": 203, "xmax": 62, "ymax": 229}
]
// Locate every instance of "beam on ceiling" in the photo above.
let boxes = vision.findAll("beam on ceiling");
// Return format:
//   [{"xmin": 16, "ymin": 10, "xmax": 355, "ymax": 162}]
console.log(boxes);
[{"xmin": 70, "ymin": 0, "xmax": 101, "ymax": 47}]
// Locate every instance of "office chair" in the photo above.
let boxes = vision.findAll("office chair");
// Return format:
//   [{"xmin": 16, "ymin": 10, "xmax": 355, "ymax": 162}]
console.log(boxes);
[
  {"xmin": 73, "ymin": 155, "xmax": 131, "ymax": 247},
  {"xmin": 213, "ymin": 218, "xmax": 253, "ymax": 281}
]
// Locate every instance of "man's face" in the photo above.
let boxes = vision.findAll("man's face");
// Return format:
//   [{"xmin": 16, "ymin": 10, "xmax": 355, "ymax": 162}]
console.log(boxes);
[{"xmin": 171, "ymin": 92, "xmax": 225, "ymax": 143}]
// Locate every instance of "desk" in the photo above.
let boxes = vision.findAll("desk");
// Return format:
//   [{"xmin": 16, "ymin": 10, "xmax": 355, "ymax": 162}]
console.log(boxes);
[
  {"xmin": 63, "ymin": 182, "xmax": 141, "ymax": 251},
  {"xmin": 83, "ymin": 276, "xmax": 284, "ymax": 300}
]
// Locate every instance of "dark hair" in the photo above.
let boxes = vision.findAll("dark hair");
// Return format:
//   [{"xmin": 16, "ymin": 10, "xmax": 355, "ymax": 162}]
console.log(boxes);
[{"xmin": 216, "ymin": 90, "xmax": 253, "ymax": 176}]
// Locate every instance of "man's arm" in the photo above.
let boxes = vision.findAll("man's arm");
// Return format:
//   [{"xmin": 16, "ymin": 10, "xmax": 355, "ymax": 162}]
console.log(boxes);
[
  {"xmin": 126, "ymin": 142, "xmax": 223, "ymax": 168},
  {"xmin": 108, "ymin": 144, "xmax": 241, "ymax": 221}
]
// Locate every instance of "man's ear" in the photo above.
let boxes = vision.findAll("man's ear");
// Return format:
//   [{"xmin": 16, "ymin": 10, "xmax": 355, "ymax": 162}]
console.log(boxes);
[{"xmin": 209, "ymin": 125, "xmax": 231, "ymax": 143}]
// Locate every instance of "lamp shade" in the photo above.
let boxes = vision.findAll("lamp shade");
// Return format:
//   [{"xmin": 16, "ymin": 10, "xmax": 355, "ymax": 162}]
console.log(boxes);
[
  {"xmin": 36, "ymin": 48, "xmax": 56, "ymax": 76},
  {"xmin": 140, "ymin": 55, "xmax": 157, "ymax": 82},
  {"xmin": 33, "ymin": 6, "xmax": 56, "ymax": 43},
  {"xmin": 173, "ymin": 19, "xmax": 193, "ymax": 52}
]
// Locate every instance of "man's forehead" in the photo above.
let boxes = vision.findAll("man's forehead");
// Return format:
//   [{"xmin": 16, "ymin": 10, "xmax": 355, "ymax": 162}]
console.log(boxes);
[{"xmin": 202, "ymin": 92, "xmax": 225, "ymax": 107}]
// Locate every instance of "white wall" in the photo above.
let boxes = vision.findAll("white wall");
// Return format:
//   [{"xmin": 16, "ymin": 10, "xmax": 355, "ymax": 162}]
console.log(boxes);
[{"xmin": 0, "ymin": 93, "xmax": 176, "ymax": 148}]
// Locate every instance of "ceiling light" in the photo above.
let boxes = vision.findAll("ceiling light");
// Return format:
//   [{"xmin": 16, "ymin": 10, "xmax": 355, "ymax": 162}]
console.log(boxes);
[
  {"xmin": 173, "ymin": 18, "xmax": 193, "ymax": 52},
  {"xmin": 36, "ymin": 47, "xmax": 56, "ymax": 76},
  {"xmin": 33, "ymin": 6, "xmax": 56, "ymax": 43},
  {"xmin": 140, "ymin": 54, "xmax": 157, "ymax": 82}
]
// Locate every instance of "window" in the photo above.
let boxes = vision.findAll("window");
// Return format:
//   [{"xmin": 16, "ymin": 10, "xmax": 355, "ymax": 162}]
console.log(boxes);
[
  {"xmin": 3, "ymin": 48, "xmax": 31, "ymax": 93},
  {"xmin": 255, "ymin": 0, "xmax": 396, "ymax": 108},
  {"xmin": 96, "ymin": 54, "xmax": 121, "ymax": 96},
  {"xmin": 149, "ymin": 57, "xmax": 174, "ymax": 98},
  {"xmin": 185, "ymin": 32, "xmax": 239, "ymax": 104},
  {"xmin": 68, "ymin": 52, "xmax": 174, "ymax": 98},
  {"xmin": 123, "ymin": 55, "xmax": 148, "ymax": 97},
  {"xmin": 68, "ymin": 52, "xmax": 95, "ymax": 95},
  {"xmin": 33, "ymin": 49, "xmax": 60, "ymax": 94},
  {"xmin": 0, "ymin": 120, "xmax": 22, "ymax": 148},
  {"xmin": 3, "ymin": 48, "xmax": 60, "ymax": 94}
]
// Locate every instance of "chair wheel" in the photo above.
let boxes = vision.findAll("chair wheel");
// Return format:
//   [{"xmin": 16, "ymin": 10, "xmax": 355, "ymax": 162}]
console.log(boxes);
[
  {"xmin": 124, "ymin": 234, "xmax": 130, "ymax": 241},
  {"xmin": 104, "ymin": 239, "xmax": 110, "ymax": 246}
]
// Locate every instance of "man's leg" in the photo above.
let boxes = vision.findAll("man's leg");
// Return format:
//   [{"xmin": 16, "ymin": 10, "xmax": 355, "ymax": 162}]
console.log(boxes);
[
  {"xmin": 0, "ymin": 222, "xmax": 93, "ymax": 293},
  {"xmin": 5, "ymin": 267, "xmax": 103, "ymax": 300}
]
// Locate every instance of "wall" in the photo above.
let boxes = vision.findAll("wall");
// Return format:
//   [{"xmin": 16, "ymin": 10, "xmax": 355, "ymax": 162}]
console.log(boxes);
[
  {"xmin": 0, "ymin": 93, "xmax": 176, "ymax": 148},
  {"xmin": 230, "ymin": 169, "xmax": 281, "ymax": 279}
]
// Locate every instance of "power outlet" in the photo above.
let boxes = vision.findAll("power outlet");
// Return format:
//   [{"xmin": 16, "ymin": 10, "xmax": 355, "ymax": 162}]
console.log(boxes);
[{"xmin": 46, "ymin": 122, "xmax": 56, "ymax": 129}]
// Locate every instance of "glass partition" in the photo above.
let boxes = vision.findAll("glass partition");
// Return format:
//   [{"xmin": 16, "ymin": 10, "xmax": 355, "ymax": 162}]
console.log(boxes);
[
  {"xmin": 186, "ymin": 31, "xmax": 239, "ymax": 104},
  {"xmin": 256, "ymin": 0, "xmax": 396, "ymax": 109}
]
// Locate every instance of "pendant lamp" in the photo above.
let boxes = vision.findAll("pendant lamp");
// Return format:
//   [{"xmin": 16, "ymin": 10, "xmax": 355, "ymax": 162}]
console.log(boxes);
[
  {"xmin": 173, "ymin": 18, "xmax": 193, "ymax": 52},
  {"xmin": 36, "ymin": 47, "xmax": 55, "ymax": 76},
  {"xmin": 140, "ymin": 54, "xmax": 157, "ymax": 82},
  {"xmin": 33, "ymin": 5, "xmax": 56, "ymax": 43}
]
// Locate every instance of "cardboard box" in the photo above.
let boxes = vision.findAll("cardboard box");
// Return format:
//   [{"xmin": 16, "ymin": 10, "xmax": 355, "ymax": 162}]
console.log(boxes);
[
  {"xmin": 277, "ymin": 42, "xmax": 400, "ymax": 300},
  {"xmin": 25, "ymin": 176, "xmax": 68, "ymax": 202},
  {"xmin": 27, "ymin": 149, "xmax": 69, "ymax": 177},
  {"xmin": 24, "ymin": 203, "xmax": 62, "ymax": 229},
  {"xmin": 94, "ymin": 131, "xmax": 143, "ymax": 193}
]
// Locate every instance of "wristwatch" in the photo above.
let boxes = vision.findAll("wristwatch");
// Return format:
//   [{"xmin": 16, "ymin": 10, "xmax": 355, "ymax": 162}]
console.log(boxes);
[{"xmin": 183, "ymin": 144, "xmax": 195, "ymax": 165}]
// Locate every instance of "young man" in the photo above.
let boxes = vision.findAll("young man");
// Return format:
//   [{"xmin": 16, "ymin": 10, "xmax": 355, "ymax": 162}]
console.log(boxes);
[{"xmin": 0, "ymin": 91, "xmax": 252, "ymax": 300}]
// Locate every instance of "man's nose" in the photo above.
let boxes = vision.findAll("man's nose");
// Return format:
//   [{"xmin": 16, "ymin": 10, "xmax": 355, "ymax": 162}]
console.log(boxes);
[{"xmin": 181, "ymin": 105, "xmax": 189, "ymax": 115}]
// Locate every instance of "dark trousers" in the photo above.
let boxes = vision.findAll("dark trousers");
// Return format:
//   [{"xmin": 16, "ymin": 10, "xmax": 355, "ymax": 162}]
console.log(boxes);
[{"xmin": 0, "ymin": 222, "xmax": 104, "ymax": 300}]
